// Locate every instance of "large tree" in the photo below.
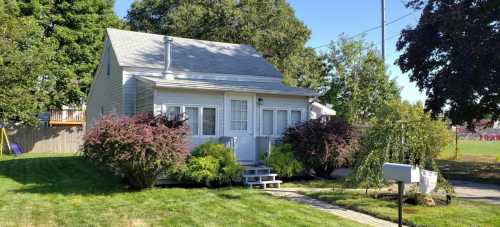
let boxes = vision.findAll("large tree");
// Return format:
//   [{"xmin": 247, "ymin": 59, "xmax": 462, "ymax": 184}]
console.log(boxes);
[
  {"xmin": 397, "ymin": 0, "xmax": 500, "ymax": 126},
  {"xmin": 320, "ymin": 36, "xmax": 400, "ymax": 124},
  {"xmin": 127, "ymin": 0, "xmax": 326, "ymax": 89},
  {"xmin": 0, "ymin": 2, "xmax": 56, "ymax": 125},
  {"xmin": 16, "ymin": 0, "xmax": 124, "ymax": 107}
]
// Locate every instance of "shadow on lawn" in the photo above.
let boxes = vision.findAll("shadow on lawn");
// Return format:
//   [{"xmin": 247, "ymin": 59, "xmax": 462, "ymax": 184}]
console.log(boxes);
[
  {"xmin": 436, "ymin": 159, "xmax": 500, "ymax": 186},
  {"xmin": 0, "ymin": 155, "xmax": 125, "ymax": 195}
]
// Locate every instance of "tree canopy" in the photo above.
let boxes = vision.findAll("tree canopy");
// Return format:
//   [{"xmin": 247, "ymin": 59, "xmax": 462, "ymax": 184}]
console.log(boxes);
[
  {"xmin": 397, "ymin": 0, "xmax": 500, "ymax": 126},
  {"xmin": 0, "ymin": 2, "xmax": 55, "ymax": 125},
  {"xmin": 320, "ymin": 36, "xmax": 400, "ymax": 124},
  {"xmin": 127, "ymin": 0, "xmax": 326, "ymax": 89},
  {"xmin": 16, "ymin": 0, "xmax": 124, "ymax": 107}
]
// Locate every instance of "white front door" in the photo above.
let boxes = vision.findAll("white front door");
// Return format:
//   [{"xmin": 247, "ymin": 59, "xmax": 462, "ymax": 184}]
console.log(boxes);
[{"xmin": 225, "ymin": 94, "xmax": 255, "ymax": 163}]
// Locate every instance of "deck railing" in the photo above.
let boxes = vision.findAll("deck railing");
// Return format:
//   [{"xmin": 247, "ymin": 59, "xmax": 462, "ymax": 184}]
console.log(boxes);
[{"xmin": 49, "ymin": 109, "xmax": 85, "ymax": 126}]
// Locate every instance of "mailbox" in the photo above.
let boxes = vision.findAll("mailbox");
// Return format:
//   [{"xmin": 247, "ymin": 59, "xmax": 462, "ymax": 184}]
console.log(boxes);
[{"xmin": 383, "ymin": 163, "xmax": 420, "ymax": 183}]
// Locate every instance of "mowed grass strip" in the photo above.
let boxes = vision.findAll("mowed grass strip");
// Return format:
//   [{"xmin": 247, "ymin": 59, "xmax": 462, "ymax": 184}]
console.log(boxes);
[
  {"xmin": 0, "ymin": 153, "xmax": 363, "ymax": 226},
  {"xmin": 440, "ymin": 140, "xmax": 500, "ymax": 161},
  {"xmin": 306, "ymin": 190, "xmax": 500, "ymax": 227}
]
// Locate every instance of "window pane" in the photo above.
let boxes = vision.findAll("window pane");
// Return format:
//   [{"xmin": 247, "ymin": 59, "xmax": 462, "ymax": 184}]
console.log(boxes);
[
  {"xmin": 166, "ymin": 106, "xmax": 180, "ymax": 119},
  {"xmin": 263, "ymin": 110, "xmax": 274, "ymax": 135},
  {"xmin": 203, "ymin": 108, "xmax": 216, "ymax": 135},
  {"xmin": 291, "ymin": 110, "xmax": 301, "ymax": 126},
  {"xmin": 185, "ymin": 107, "xmax": 199, "ymax": 135},
  {"xmin": 277, "ymin": 110, "xmax": 288, "ymax": 135},
  {"xmin": 231, "ymin": 100, "xmax": 247, "ymax": 130}
]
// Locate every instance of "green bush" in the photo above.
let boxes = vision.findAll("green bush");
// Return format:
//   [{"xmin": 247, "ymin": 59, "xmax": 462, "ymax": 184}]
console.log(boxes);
[
  {"xmin": 262, "ymin": 144, "xmax": 304, "ymax": 178},
  {"xmin": 180, "ymin": 141, "xmax": 244, "ymax": 186}
]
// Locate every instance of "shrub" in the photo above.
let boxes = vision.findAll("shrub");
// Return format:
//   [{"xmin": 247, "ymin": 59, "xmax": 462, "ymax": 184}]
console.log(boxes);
[
  {"xmin": 283, "ymin": 117, "xmax": 359, "ymax": 177},
  {"xmin": 82, "ymin": 113, "xmax": 190, "ymax": 189},
  {"xmin": 348, "ymin": 101, "xmax": 453, "ymax": 191},
  {"xmin": 180, "ymin": 141, "xmax": 244, "ymax": 186},
  {"xmin": 262, "ymin": 144, "xmax": 304, "ymax": 178}
]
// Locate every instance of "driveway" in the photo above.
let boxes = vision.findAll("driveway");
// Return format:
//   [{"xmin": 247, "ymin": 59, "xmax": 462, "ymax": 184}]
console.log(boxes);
[{"xmin": 450, "ymin": 180, "xmax": 500, "ymax": 205}]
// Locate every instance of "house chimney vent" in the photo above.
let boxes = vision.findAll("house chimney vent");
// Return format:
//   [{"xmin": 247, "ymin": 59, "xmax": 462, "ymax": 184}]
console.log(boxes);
[{"xmin": 163, "ymin": 36, "xmax": 173, "ymax": 78}]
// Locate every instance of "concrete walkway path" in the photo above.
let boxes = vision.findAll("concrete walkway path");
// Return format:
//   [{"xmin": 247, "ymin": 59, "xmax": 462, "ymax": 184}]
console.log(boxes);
[
  {"xmin": 264, "ymin": 189, "xmax": 404, "ymax": 227},
  {"xmin": 450, "ymin": 180, "xmax": 500, "ymax": 205}
]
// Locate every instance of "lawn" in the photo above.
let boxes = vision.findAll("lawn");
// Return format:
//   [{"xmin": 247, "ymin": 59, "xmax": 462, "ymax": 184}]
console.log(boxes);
[
  {"xmin": 306, "ymin": 190, "xmax": 500, "ymax": 227},
  {"xmin": 0, "ymin": 153, "xmax": 362, "ymax": 226},
  {"xmin": 440, "ymin": 140, "xmax": 500, "ymax": 162}
]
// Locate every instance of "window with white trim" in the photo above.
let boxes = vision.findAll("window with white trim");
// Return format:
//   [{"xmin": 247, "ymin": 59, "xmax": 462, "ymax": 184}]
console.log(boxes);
[
  {"xmin": 291, "ymin": 110, "xmax": 302, "ymax": 126},
  {"xmin": 276, "ymin": 110, "xmax": 288, "ymax": 135},
  {"xmin": 230, "ymin": 100, "xmax": 247, "ymax": 131},
  {"xmin": 262, "ymin": 110, "xmax": 274, "ymax": 135},
  {"xmin": 202, "ymin": 107, "xmax": 216, "ymax": 135},
  {"xmin": 165, "ymin": 106, "xmax": 180, "ymax": 119},
  {"xmin": 185, "ymin": 107, "xmax": 199, "ymax": 135}
]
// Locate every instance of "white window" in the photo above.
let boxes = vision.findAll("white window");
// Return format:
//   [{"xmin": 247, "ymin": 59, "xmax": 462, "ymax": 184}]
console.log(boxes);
[
  {"xmin": 277, "ymin": 110, "xmax": 288, "ymax": 135},
  {"xmin": 165, "ymin": 106, "xmax": 181, "ymax": 119},
  {"xmin": 202, "ymin": 107, "xmax": 216, "ymax": 135},
  {"xmin": 185, "ymin": 107, "xmax": 199, "ymax": 135},
  {"xmin": 230, "ymin": 100, "xmax": 247, "ymax": 131},
  {"xmin": 291, "ymin": 110, "xmax": 302, "ymax": 126},
  {"xmin": 262, "ymin": 110, "xmax": 274, "ymax": 135}
]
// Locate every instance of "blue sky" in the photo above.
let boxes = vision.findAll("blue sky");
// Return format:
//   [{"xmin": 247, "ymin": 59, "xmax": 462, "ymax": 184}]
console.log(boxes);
[{"xmin": 113, "ymin": 0, "xmax": 425, "ymax": 103}]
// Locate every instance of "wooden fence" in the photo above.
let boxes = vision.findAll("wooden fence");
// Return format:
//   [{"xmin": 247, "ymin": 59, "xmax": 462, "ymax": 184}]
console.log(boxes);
[{"xmin": 6, "ymin": 126, "xmax": 84, "ymax": 153}]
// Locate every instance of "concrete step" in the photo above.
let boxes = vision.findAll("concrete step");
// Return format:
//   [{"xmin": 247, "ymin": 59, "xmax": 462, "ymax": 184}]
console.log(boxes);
[{"xmin": 247, "ymin": 180, "xmax": 282, "ymax": 189}]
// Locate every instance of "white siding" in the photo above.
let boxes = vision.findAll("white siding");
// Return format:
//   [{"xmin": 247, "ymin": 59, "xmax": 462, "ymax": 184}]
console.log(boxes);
[
  {"xmin": 135, "ymin": 79, "xmax": 154, "ymax": 113},
  {"xmin": 122, "ymin": 73, "xmax": 137, "ymax": 116},
  {"xmin": 154, "ymin": 88, "xmax": 225, "ymax": 149},
  {"xmin": 86, "ymin": 39, "xmax": 123, "ymax": 128}
]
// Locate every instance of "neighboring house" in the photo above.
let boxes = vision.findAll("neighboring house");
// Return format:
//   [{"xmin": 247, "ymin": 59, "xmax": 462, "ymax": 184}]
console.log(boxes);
[{"xmin": 87, "ymin": 28, "xmax": 319, "ymax": 165}]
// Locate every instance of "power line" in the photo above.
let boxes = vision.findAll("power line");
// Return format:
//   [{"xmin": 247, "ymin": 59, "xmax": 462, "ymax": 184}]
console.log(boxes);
[{"xmin": 312, "ymin": 12, "xmax": 414, "ymax": 49}]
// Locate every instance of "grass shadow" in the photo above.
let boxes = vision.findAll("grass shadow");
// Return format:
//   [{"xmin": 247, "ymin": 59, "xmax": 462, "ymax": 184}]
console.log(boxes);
[{"xmin": 0, "ymin": 155, "xmax": 125, "ymax": 195}]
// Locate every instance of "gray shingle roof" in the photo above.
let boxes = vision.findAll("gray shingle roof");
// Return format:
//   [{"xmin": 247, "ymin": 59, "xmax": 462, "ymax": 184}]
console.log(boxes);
[
  {"xmin": 107, "ymin": 28, "xmax": 282, "ymax": 78},
  {"xmin": 137, "ymin": 76, "xmax": 318, "ymax": 97}
]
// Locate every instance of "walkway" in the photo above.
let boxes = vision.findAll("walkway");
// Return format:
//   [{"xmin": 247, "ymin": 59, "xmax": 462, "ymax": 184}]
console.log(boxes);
[
  {"xmin": 450, "ymin": 180, "xmax": 500, "ymax": 205},
  {"xmin": 264, "ymin": 189, "xmax": 404, "ymax": 227}
]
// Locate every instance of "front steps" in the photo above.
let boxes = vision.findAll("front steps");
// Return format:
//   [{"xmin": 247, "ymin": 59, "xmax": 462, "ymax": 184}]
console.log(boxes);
[{"xmin": 243, "ymin": 166, "xmax": 281, "ymax": 189}]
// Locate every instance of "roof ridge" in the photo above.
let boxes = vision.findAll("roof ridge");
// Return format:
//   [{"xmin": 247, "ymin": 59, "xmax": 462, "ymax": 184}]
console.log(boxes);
[{"xmin": 106, "ymin": 28, "xmax": 249, "ymax": 47}]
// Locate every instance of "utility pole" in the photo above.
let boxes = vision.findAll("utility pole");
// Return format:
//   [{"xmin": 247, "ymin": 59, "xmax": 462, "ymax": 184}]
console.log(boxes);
[{"xmin": 381, "ymin": 0, "xmax": 386, "ymax": 61}]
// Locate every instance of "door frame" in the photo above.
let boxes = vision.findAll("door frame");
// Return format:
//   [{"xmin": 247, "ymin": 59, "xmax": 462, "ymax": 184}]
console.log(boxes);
[{"xmin": 224, "ymin": 92, "xmax": 256, "ymax": 164}]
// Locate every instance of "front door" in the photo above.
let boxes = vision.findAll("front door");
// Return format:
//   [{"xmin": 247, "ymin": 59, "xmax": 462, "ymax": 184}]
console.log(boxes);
[{"xmin": 225, "ymin": 94, "xmax": 255, "ymax": 164}]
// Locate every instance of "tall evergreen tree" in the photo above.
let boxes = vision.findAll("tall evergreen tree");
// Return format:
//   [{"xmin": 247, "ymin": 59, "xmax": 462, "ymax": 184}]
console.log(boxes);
[
  {"xmin": 0, "ymin": 1, "xmax": 56, "ymax": 125},
  {"xmin": 127, "ymin": 0, "xmax": 326, "ymax": 89},
  {"xmin": 16, "ymin": 0, "xmax": 124, "ymax": 107}
]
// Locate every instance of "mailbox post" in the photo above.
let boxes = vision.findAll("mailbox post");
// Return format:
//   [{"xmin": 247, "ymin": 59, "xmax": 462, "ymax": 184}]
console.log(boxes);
[{"xmin": 383, "ymin": 163, "xmax": 420, "ymax": 227}]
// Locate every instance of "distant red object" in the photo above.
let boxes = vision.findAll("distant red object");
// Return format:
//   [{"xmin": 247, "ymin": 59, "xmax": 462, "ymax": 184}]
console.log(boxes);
[{"xmin": 479, "ymin": 134, "xmax": 500, "ymax": 141}]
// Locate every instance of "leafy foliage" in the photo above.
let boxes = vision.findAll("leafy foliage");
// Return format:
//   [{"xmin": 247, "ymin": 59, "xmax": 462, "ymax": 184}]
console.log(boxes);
[
  {"xmin": 321, "ymin": 36, "xmax": 400, "ymax": 124},
  {"xmin": 126, "ymin": 0, "xmax": 326, "ymax": 90},
  {"xmin": 349, "ymin": 101, "xmax": 453, "ymax": 190},
  {"xmin": 283, "ymin": 117, "xmax": 359, "ymax": 177},
  {"xmin": 82, "ymin": 113, "xmax": 190, "ymax": 189},
  {"xmin": 14, "ymin": 0, "xmax": 124, "ymax": 107},
  {"xmin": 262, "ymin": 144, "xmax": 304, "ymax": 178},
  {"xmin": 0, "ymin": 6, "xmax": 56, "ymax": 125},
  {"xmin": 397, "ymin": 0, "xmax": 500, "ymax": 126},
  {"xmin": 179, "ymin": 141, "xmax": 243, "ymax": 186}
]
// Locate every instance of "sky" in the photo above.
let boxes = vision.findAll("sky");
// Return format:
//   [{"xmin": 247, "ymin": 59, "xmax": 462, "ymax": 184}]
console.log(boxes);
[{"xmin": 113, "ymin": 0, "xmax": 425, "ymax": 103}]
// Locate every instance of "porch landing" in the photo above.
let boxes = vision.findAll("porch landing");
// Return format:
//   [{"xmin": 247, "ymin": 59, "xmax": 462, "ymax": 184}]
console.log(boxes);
[{"xmin": 243, "ymin": 165, "xmax": 281, "ymax": 189}]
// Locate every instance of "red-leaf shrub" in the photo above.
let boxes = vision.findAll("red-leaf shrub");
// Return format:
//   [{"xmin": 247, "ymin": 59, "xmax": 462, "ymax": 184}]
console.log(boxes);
[
  {"xmin": 283, "ymin": 117, "xmax": 359, "ymax": 177},
  {"xmin": 82, "ymin": 113, "xmax": 190, "ymax": 189}
]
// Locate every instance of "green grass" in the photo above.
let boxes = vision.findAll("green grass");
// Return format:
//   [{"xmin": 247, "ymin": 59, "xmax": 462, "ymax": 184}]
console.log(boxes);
[
  {"xmin": 440, "ymin": 140, "xmax": 500, "ymax": 162},
  {"xmin": 281, "ymin": 179, "xmax": 344, "ymax": 189},
  {"xmin": 0, "ymin": 153, "xmax": 363, "ymax": 226},
  {"xmin": 306, "ymin": 190, "xmax": 500, "ymax": 227}
]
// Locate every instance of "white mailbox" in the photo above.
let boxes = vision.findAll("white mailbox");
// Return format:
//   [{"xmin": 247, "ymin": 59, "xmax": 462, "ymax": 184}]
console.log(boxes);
[{"xmin": 383, "ymin": 163, "xmax": 420, "ymax": 183}]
